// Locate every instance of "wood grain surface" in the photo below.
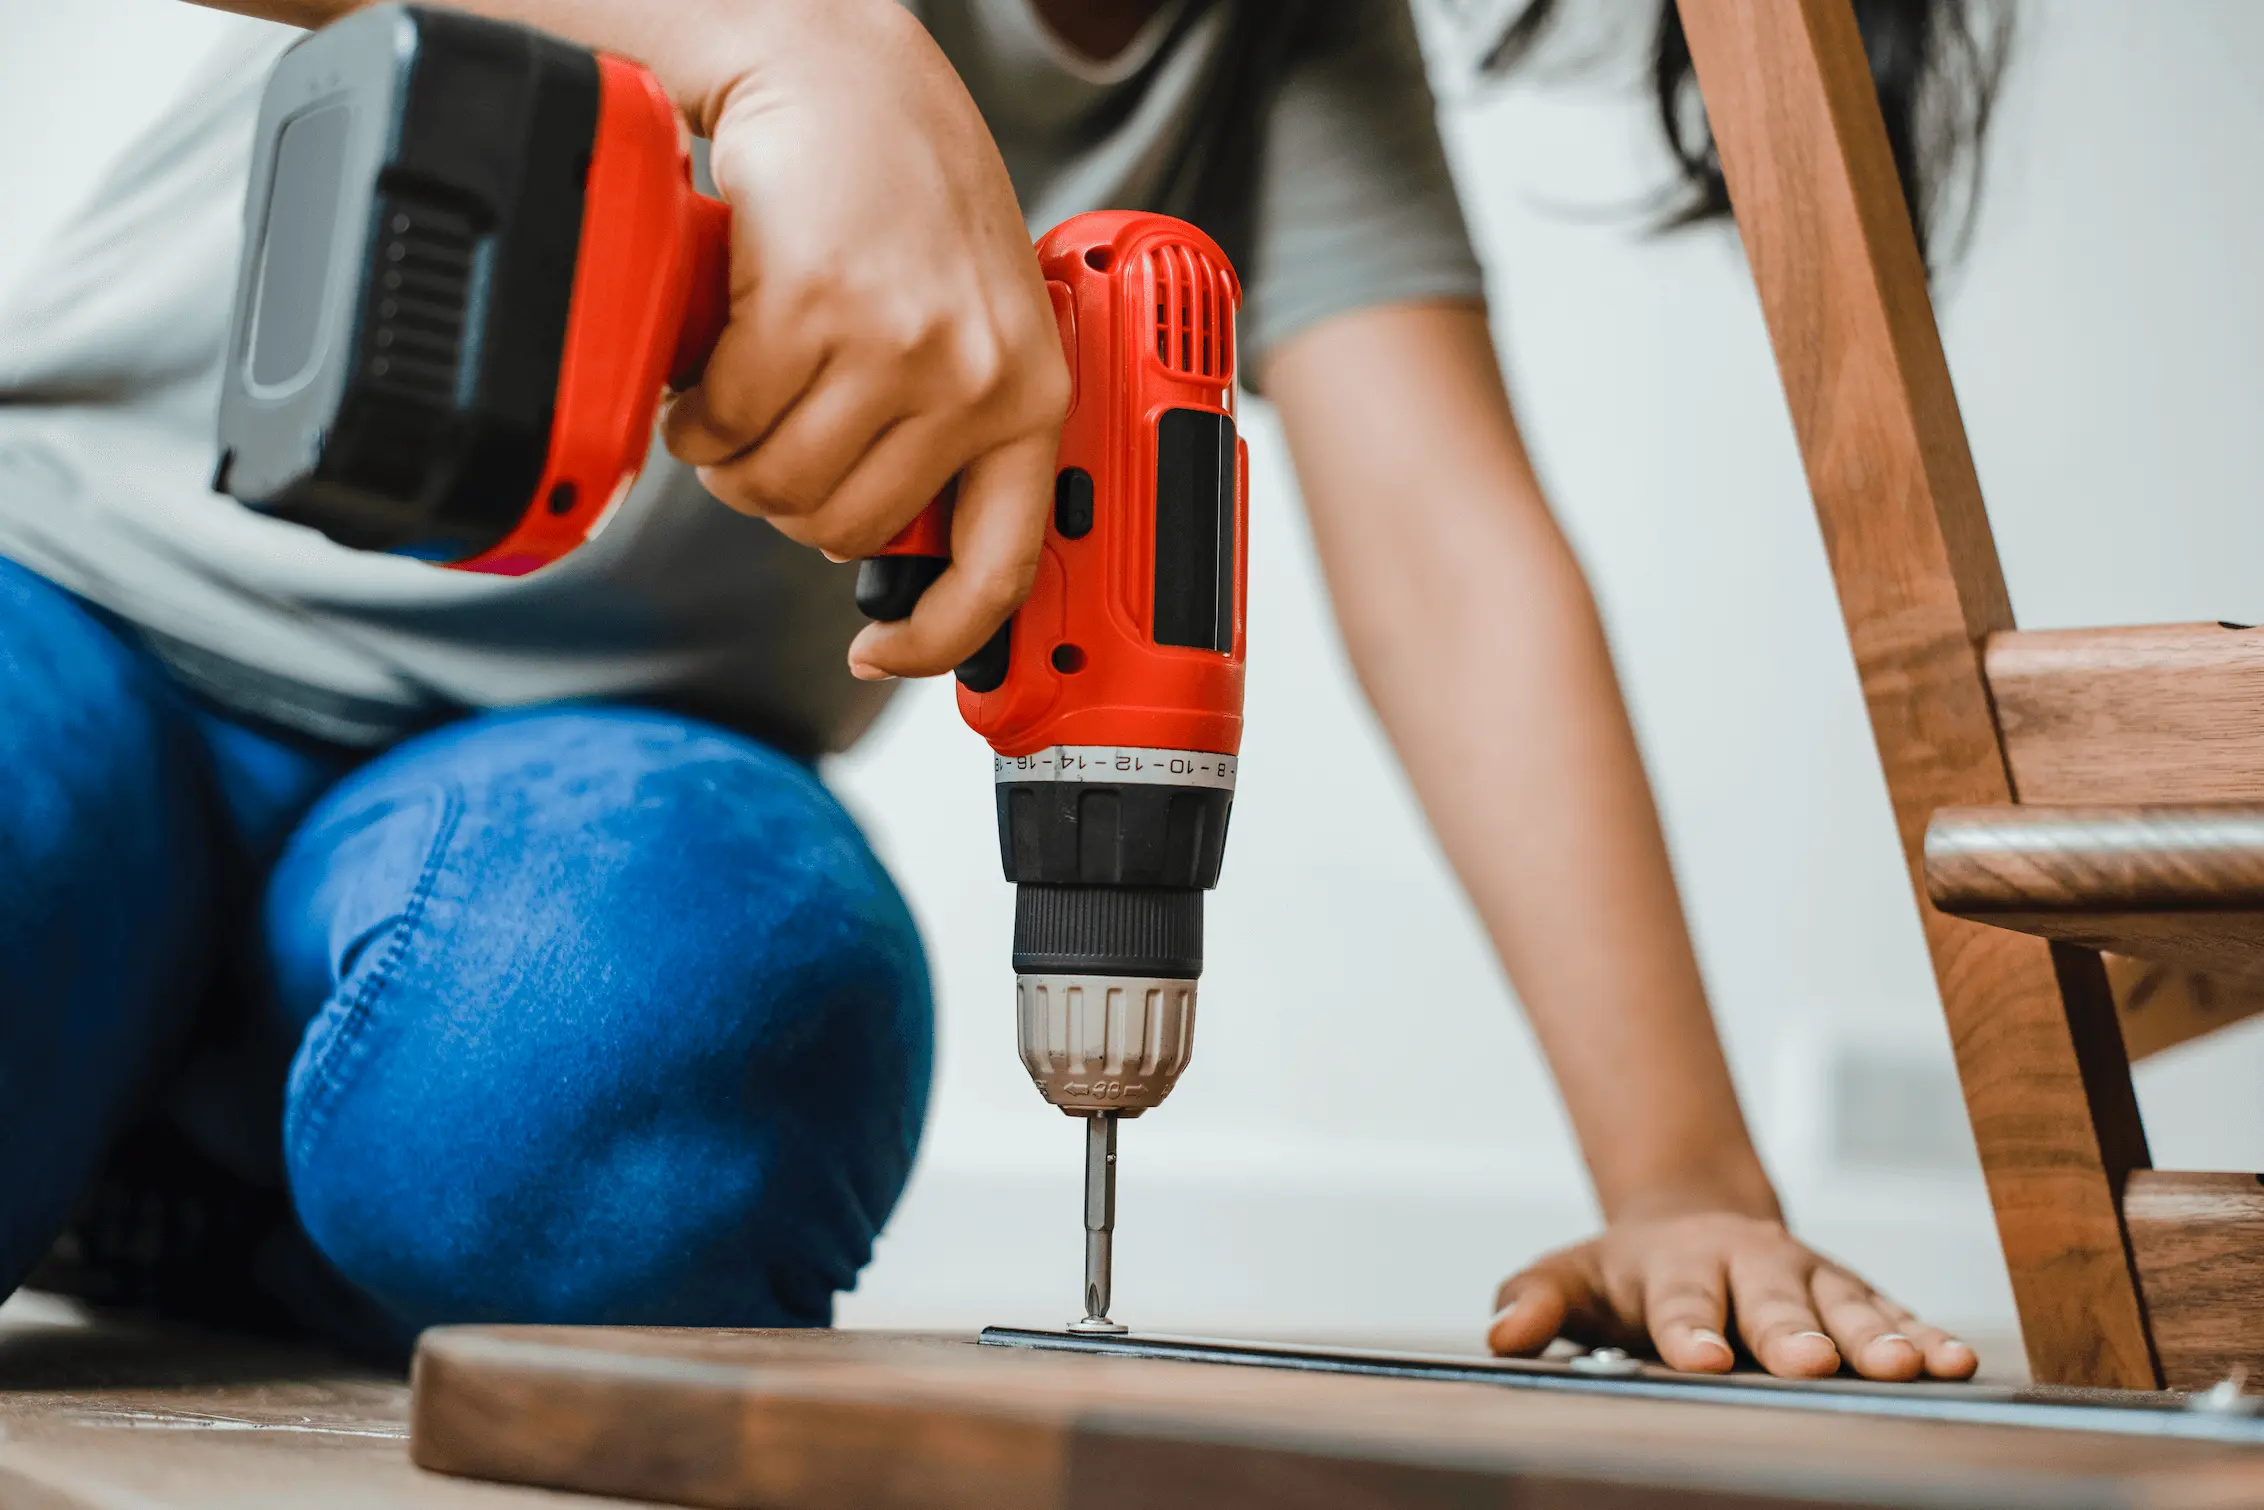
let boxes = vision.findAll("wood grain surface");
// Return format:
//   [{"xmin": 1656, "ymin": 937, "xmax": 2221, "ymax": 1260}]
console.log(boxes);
[
  {"xmin": 408, "ymin": 1326, "xmax": 2264, "ymax": 1510},
  {"xmin": 2127, "ymin": 1172, "xmax": 2264, "ymax": 1392},
  {"xmin": 1987, "ymin": 625, "xmax": 2264, "ymax": 805},
  {"xmin": 1926, "ymin": 806, "xmax": 2264, "ymax": 974},
  {"xmin": 1961, "ymin": 911, "xmax": 2264, "ymax": 980},
  {"xmin": 1677, "ymin": 0, "xmax": 2157, "ymax": 1388},
  {"xmin": 0, "ymin": 1293, "xmax": 623, "ymax": 1509},
  {"xmin": 1928, "ymin": 807, "xmax": 2264, "ymax": 912}
]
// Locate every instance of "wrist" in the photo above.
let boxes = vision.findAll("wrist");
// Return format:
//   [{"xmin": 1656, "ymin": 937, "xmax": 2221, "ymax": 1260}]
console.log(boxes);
[
  {"xmin": 437, "ymin": 0, "xmax": 920, "ymax": 139},
  {"xmin": 666, "ymin": 0, "xmax": 927, "ymax": 139},
  {"xmin": 1601, "ymin": 1148, "xmax": 1781, "ymax": 1227}
]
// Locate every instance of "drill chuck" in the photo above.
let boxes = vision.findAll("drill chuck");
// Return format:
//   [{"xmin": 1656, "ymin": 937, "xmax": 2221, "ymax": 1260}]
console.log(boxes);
[
  {"xmin": 997, "ymin": 748, "xmax": 1228, "ymax": 1119},
  {"xmin": 1017, "ymin": 971, "xmax": 1198, "ymax": 1115},
  {"xmin": 1013, "ymin": 883, "xmax": 1202, "ymax": 1115}
]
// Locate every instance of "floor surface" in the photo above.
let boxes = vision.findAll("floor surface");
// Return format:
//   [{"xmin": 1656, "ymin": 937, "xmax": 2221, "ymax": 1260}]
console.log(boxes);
[{"xmin": 0, "ymin": 1292, "xmax": 638, "ymax": 1508}]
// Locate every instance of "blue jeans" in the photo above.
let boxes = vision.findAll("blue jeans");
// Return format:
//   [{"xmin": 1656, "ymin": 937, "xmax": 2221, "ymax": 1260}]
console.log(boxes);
[{"xmin": 0, "ymin": 557, "xmax": 931, "ymax": 1356}]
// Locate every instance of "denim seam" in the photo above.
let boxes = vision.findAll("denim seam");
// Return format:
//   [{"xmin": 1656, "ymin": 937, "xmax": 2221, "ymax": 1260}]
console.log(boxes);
[{"xmin": 285, "ymin": 784, "xmax": 467, "ymax": 1167}]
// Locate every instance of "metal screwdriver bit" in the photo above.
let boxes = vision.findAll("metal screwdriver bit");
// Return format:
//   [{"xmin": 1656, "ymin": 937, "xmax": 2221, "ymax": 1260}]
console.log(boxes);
[{"xmin": 1068, "ymin": 1111, "xmax": 1128, "ymax": 1334}]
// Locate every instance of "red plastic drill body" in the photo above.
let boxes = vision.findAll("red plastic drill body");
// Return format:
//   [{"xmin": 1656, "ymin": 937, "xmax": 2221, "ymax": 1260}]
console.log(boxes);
[
  {"xmin": 456, "ymin": 54, "xmax": 729, "ymax": 575},
  {"xmin": 964, "ymin": 217, "xmax": 1246, "ymax": 760},
  {"xmin": 437, "ymin": 50, "xmax": 1249, "ymax": 768},
  {"xmin": 876, "ymin": 217, "xmax": 1248, "ymax": 762}
]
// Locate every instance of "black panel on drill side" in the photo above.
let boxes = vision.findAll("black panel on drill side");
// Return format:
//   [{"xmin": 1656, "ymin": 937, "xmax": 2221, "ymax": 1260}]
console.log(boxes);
[
  {"xmin": 1151, "ymin": 408, "xmax": 1236, "ymax": 653},
  {"xmin": 1012, "ymin": 885, "xmax": 1204, "ymax": 979},
  {"xmin": 242, "ymin": 7, "xmax": 597, "ymax": 557},
  {"xmin": 997, "ymin": 782, "xmax": 1231, "ymax": 887}
]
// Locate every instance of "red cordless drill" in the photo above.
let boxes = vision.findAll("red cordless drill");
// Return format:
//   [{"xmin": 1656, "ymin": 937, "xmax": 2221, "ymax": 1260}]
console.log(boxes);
[{"xmin": 214, "ymin": 4, "xmax": 1247, "ymax": 1333}]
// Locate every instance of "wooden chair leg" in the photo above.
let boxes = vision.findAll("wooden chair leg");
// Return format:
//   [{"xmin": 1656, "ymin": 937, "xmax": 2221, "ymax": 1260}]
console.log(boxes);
[
  {"xmin": 1674, "ymin": 0, "xmax": 2160, "ymax": 1388},
  {"xmin": 2126, "ymin": 1171, "xmax": 2264, "ymax": 1389}
]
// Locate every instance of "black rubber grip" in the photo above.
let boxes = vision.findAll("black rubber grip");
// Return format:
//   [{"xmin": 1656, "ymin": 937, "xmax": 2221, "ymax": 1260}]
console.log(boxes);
[
  {"xmin": 854, "ymin": 555, "xmax": 947, "ymax": 622},
  {"xmin": 955, "ymin": 619, "xmax": 1012, "ymax": 694},
  {"xmin": 854, "ymin": 553, "xmax": 1012, "ymax": 693},
  {"xmin": 1011, "ymin": 884, "xmax": 1204, "ymax": 979}
]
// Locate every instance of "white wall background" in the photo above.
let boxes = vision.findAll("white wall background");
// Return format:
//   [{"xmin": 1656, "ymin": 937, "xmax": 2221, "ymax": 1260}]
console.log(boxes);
[{"xmin": 8, "ymin": 0, "xmax": 2264, "ymax": 1358}]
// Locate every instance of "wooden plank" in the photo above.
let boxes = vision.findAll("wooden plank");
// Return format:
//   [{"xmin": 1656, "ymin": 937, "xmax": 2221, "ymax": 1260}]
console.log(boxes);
[
  {"xmin": 1675, "ymin": 0, "xmax": 2159, "ymax": 1388},
  {"xmin": 2104, "ymin": 954, "xmax": 2264, "ymax": 1061},
  {"xmin": 407, "ymin": 1326, "xmax": 2264, "ymax": 1510},
  {"xmin": 1988, "ymin": 625, "xmax": 2264, "ymax": 806},
  {"xmin": 412, "ymin": 1331, "xmax": 1065, "ymax": 1510},
  {"xmin": 2126, "ymin": 1172, "xmax": 2264, "ymax": 1392}
]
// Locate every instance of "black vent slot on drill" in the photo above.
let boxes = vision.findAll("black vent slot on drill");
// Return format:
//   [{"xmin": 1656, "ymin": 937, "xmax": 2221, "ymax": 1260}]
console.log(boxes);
[
  {"xmin": 1152, "ymin": 408, "xmax": 1235, "ymax": 652},
  {"xmin": 361, "ymin": 194, "xmax": 477, "ymax": 408},
  {"xmin": 312, "ymin": 191, "xmax": 481, "ymax": 516}
]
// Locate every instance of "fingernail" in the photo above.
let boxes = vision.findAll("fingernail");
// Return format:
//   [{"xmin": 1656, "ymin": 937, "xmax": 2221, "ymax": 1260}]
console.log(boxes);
[
  {"xmin": 821, "ymin": 549, "xmax": 850, "ymax": 564},
  {"xmin": 1795, "ymin": 1331, "xmax": 1836, "ymax": 1346},
  {"xmin": 1691, "ymin": 1328, "xmax": 1729, "ymax": 1350},
  {"xmin": 1488, "ymin": 1304, "xmax": 1520, "ymax": 1328},
  {"xmin": 1876, "ymin": 1332, "xmax": 1911, "ymax": 1345}
]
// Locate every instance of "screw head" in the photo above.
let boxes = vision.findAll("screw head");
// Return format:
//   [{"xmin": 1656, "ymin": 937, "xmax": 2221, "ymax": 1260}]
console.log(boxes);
[
  {"xmin": 1067, "ymin": 1316, "xmax": 1129, "ymax": 1336},
  {"xmin": 2189, "ymin": 1375, "xmax": 2260, "ymax": 1416},
  {"xmin": 1569, "ymin": 1345, "xmax": 1644, "ymax": 1378}
]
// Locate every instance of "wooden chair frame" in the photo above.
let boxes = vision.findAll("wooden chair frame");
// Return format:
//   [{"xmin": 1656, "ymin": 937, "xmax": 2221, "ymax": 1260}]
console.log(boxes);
[{"xmin": 1679, "ymin": 0, "xmax": 2264, "ymax": 1390}]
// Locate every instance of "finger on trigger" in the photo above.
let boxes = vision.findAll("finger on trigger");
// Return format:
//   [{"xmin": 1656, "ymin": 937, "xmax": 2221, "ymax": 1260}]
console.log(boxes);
[
  {"xmin": 1641, "ymin": 1258, "xmax": 1734, "ymax": 1374},
  {"xmin": 851, "ymin": 432, "xmax": 1052, "ymax": 677},
  {"xmin": 1809, "ymin": 1267, "xmax": 1921, "ymax": 1382}
]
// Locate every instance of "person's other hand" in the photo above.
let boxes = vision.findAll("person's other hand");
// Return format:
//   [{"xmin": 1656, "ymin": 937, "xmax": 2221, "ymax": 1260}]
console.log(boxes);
[
  {"xmin": 1486, "ymin": 1212, "xmax": 1979, "ymax": 1381},
  {"xmin": 662, "ymin": 0, "xmax": 1068, "ymax": 681}
]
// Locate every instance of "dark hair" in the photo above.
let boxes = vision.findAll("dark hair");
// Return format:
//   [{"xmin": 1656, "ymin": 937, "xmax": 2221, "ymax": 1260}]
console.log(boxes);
[{"xmin": 1484, "ymin": 0, "xmax": 2011, "ymax": 269}]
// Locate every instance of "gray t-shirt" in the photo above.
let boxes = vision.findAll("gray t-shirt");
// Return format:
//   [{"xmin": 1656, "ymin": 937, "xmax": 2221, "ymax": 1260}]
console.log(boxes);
[{"xmin": 0, "ymin": 0, "xmax": 1481, "ymax": 752}]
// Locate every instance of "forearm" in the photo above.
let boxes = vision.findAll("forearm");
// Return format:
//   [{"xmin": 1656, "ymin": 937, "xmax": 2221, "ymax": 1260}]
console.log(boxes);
[
  {"xmin": 182, "ymin": 0, "xmax": 916, "ymax": 135},
  {"xmin": 1266, "ymin": 302, "xmax": 1774, "ymax": 1223}
]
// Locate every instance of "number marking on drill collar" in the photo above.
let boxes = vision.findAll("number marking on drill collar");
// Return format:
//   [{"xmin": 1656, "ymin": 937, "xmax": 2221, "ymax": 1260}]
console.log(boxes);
[{"xmin": 995, "ymin": 746, "xmax": 1237, "ymax": 790}]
